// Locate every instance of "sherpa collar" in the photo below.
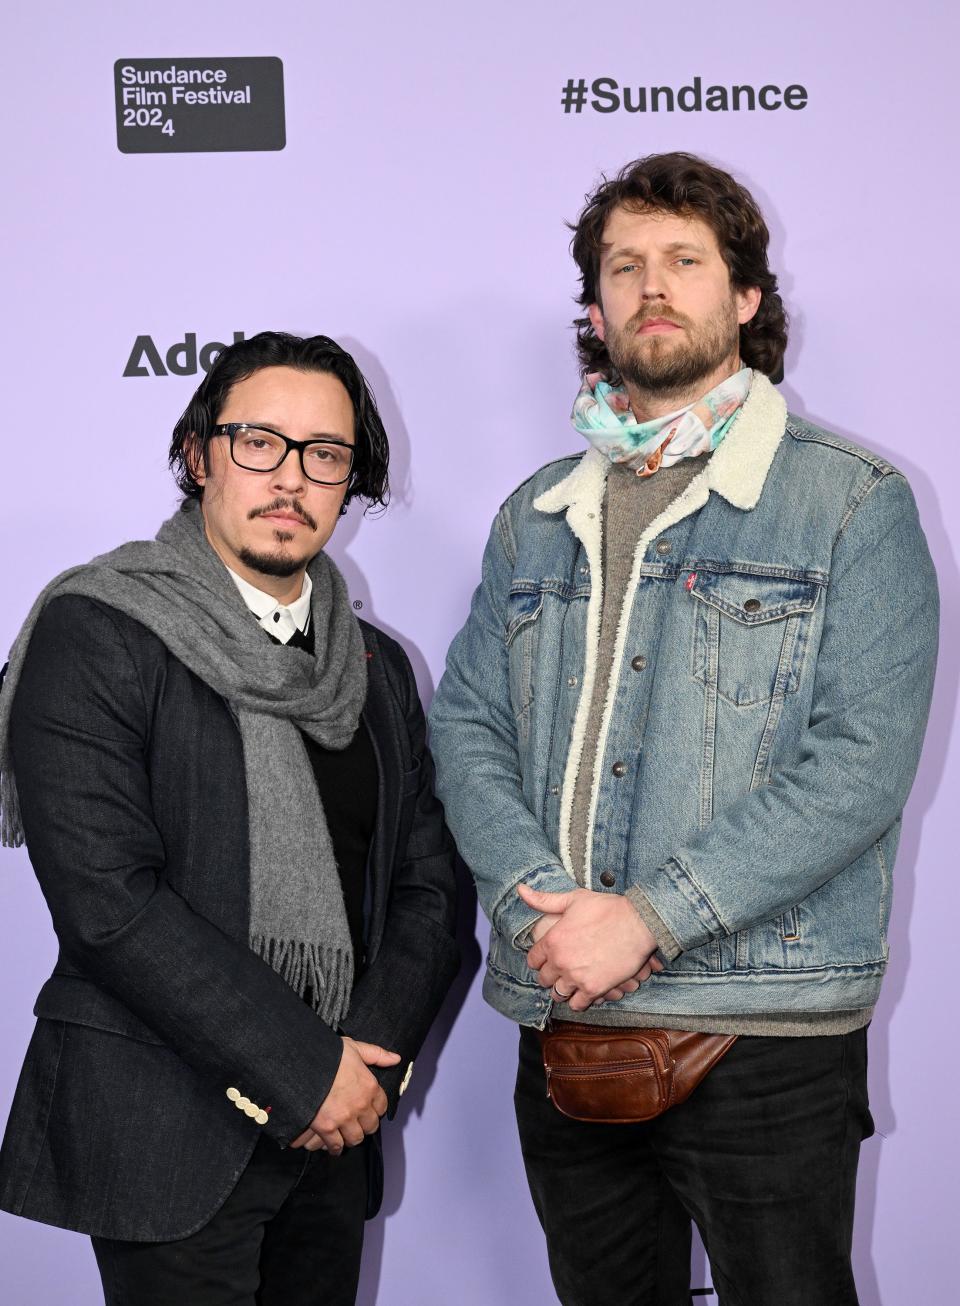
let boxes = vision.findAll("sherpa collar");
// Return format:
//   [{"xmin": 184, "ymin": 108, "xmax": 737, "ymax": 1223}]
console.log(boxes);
[{"xmin": 533, "ymin": 370, "xmax": 787, "ymax": 520}]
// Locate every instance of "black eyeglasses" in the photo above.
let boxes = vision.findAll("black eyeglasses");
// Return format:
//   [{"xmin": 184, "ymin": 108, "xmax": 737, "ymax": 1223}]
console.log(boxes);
[{"xmin": 213, "ymin": 423, "xmax": 355, "ymax": 486}]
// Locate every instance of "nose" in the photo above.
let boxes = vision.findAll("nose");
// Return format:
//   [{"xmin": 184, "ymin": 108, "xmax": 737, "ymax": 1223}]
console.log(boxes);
[
  {"xmin": 269, "ymin": 446, "xmax": 308, "ymax": 494},
  {"xmin": 637, "ymin": 260, "xmax": 667, "ymax": 301}
]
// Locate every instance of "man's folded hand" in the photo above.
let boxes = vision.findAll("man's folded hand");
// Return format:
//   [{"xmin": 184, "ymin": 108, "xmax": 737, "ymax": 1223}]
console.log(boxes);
[
  {"xmin": 518, "ymin": 883, "xmax": 662, "ymax": 1012},
  {"xmin": 290, "ymin": 1036, "xmax": 401, "ymax": 1154}
]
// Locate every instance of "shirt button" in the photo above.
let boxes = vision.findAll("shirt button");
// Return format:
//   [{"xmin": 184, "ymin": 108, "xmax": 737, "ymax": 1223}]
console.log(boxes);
[
  {"xmin": 631, "ymin": 655, "xmax": 647, "ymax": 672},
  {"xmin": 599, "ymin": 871, "xmax": 616, "ymax": 888},
  {"xmin": 612, "ymin": 761, "xmax": 627, "ymax": 777},
  {"xmin": 655, "ymin": 539, "xmax": 672, "ymax": 556}
]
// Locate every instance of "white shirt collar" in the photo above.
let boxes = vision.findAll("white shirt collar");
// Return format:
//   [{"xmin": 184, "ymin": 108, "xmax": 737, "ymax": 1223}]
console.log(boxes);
[{"xmin": 225, "ymin": 567, "xmax": 312, "ymax": 644}]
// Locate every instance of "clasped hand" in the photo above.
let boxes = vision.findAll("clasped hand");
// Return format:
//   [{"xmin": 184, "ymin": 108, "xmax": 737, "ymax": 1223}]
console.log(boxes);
[
  {"xmin": 518, "ymin": 883, "xmax": 663, "ymax": 1011},
  {"xmin": 290, "ymin": 1035, "xmax": 401, "ymax": 1155}
]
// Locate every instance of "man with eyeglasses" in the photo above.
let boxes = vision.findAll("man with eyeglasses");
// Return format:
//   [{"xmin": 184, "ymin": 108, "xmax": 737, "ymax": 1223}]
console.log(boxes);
[{"xmin": 0, "ymin": 331, "xmax": 459, "ymax": 1305}]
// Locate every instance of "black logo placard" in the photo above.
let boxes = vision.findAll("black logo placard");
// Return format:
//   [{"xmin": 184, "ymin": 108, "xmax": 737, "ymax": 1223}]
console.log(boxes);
[{"xmin": 114, "ymin": 58, "xmax": 285, "ymax": 154}]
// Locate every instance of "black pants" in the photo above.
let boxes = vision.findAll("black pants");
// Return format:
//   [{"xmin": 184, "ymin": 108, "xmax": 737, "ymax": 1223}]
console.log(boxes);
[
  {"xmin": 515, "ymin": 1025, "xmax": 873, "ymax": 1306},
  {"xmin": 91, "ymin": 1134, "xmax": 368, "ymax": 1306}
]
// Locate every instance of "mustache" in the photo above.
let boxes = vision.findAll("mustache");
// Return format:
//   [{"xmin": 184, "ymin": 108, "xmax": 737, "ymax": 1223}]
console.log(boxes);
[
  {"xmin": 627, "ymin": 306, "xmax": 689, "ymax": 330},
  {"xmin": 247, "ymin": 497, "xmax": 318, "ymax": 531}
]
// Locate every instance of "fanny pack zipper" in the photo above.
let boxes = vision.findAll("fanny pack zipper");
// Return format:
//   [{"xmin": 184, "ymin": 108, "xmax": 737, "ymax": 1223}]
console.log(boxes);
[{"xmin": 545, "ymin": 1058, "xmax": 664, "ymax": 1093}]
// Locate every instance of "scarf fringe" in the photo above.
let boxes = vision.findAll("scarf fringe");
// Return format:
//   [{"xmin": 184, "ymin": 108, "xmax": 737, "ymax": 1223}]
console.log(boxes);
[
  {"xmin": 251, "ymin": 934, "xmax": 353, "ymax": 1026},
  {"xmin": 0, "ymin": 769, "xmax": 24, "ymax": 848}
]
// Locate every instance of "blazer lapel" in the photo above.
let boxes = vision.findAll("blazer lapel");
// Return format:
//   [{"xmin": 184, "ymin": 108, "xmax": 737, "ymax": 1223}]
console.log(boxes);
[{"xmin": 359, "ymin": 626, "xmax": 402, "ymax": 966}]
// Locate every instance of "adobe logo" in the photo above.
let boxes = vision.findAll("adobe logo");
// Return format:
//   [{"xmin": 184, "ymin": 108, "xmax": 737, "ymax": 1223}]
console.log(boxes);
[{"xmin": 123, "ymin": 331, "xmax": 246, "ymax": 377}]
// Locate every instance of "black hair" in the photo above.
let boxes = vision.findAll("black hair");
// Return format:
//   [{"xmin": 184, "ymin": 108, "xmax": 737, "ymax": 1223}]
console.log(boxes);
[{"xmin": 169, "ymin": 331, "xmax": 390, "ymax": 508}]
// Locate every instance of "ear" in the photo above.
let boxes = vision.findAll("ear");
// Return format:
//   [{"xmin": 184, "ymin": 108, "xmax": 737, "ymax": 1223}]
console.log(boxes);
[
  {"xmin": 185, "ymin": 434, "xmax": 206, "ymax": 487},
  {"xmin": 587, "ymin": 303, "xmax": 606, "ymax": 342},
  {"xmin": 736, "ymin": 285, "xmax": 762, "ymax": 326}
]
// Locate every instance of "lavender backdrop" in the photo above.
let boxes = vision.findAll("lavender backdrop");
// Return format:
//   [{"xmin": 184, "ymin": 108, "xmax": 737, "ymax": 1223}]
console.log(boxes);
[{"xmin": 2, "ymin": 2, "xmax": 957, "ymax": 1301}]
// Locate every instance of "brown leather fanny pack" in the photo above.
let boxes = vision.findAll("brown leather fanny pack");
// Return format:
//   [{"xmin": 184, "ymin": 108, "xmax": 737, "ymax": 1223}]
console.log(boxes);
[{"xmin": 539, "ymin": 1021, "xmax": 737, "ymax": 1123}]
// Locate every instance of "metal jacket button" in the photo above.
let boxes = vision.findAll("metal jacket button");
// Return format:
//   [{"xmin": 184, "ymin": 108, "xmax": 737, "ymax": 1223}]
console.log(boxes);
[
  {"xmin": 631, "ymin": 655, "xmax": 647, "ymax": 672},
  {"xmin": 599, "ymin": 871, "xmax": 616, "ymax": 887},
  {"xmin": 655, "ymin": 539, "xmax": 672, "ymax": 555},
  {"xmin": 612, "ymin": 761, "xmax": 627, "ymax": 777},
  {"xmin": 744, "ymin": 598, "xmax": 762, "ymax": 613}
]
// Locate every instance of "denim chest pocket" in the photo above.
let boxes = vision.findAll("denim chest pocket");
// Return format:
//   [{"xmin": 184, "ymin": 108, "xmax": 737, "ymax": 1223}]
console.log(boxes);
[{"xmin": 689, "ymin": 570, "xmax": 821, "ymax": 708}]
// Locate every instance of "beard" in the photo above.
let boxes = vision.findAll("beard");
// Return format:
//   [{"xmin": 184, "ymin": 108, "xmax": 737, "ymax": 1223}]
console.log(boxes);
[
  {"xmin": 604, "ymin": 298, "xmax": 741, "ymax": 398},
  {"xmin": 238, "ymin": 543, "xmax": 308, "ymax": 579},
  {"xmin": 238, "ymin": 496, "xmax": 318, "ymax": 577}
]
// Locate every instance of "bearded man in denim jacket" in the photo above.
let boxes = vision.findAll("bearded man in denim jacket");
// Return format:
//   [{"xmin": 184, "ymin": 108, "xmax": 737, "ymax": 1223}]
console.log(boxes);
[{"xmin": 429, "ymin": 153, "xmax": 939, "ymax": 1306}]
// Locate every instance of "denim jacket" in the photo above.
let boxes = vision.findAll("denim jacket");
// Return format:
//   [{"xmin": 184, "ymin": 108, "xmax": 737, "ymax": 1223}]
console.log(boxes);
[{"xmin": 429, "ymin": 374, "xmax": 939, "ymax": 1029}]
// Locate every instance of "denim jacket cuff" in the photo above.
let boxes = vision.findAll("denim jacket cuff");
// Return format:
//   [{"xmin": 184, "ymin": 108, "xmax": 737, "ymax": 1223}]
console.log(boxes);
[
  {"xmin": 639, "ymin": 857, "xmax": 727, "ymax": 953},
  {"xmin": 493, "ymin": 863, "xmax": 576, "ymax": 949},
  {"xmin": 624, "ymin": 887, "xmax": 683, "ymax": 962}
]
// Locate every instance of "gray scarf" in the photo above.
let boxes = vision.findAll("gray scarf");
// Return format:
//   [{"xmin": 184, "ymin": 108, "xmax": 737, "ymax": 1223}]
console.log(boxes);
[{"xmin": 0, "ymin": 499, "xmax": 367, "ymax": 1026}]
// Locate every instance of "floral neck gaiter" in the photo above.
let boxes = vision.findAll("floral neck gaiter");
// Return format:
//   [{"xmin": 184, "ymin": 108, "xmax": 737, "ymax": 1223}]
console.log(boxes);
[{"xmin": 571, "ymin": 366, "xmax": 753, "ymax": 477}]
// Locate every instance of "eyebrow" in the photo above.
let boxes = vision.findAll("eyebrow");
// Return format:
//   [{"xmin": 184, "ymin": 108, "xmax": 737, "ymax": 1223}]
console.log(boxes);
[
  {"xmin": 242, "ymin": 421, "xmax": 354, "ymax": 445},
  {"xmin": 602, "ymin": 240, "xmax": 709, "ymax": 262}
]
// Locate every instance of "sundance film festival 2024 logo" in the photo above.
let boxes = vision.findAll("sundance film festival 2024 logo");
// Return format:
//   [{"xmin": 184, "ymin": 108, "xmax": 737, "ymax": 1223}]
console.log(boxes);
[{"xmin": 114, "ymin": 58, "xmax": 284, "ymax": 153}]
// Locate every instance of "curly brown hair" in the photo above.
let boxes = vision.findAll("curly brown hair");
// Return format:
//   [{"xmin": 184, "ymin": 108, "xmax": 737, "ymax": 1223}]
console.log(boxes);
[{"xmin": 570, "ymin": 152, "xmax": 787, "ymax": 381}]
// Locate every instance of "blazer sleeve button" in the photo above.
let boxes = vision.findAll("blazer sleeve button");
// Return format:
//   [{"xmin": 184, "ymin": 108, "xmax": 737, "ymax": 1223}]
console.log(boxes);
[{"xmin": 226, "ymin": 1087, "xmax": 241, "ymax": 1103}]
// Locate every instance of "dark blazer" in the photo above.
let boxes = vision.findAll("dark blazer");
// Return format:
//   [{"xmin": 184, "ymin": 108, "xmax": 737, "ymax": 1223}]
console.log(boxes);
[{"xmin": 0, "ymin": 595, "xmax": 459, "ymax": 1240}]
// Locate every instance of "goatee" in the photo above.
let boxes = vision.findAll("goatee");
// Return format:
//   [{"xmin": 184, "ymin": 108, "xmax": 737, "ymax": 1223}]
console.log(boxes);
[{"xmin": 238, "ymin": 546, "xmax": 307, "ymax": 579}]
